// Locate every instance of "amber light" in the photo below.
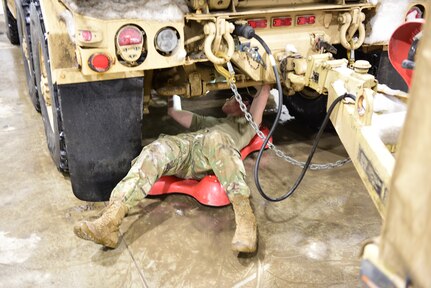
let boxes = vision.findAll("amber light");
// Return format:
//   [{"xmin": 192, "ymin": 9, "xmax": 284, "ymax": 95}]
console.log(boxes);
[
  {"xmin": 247, "ymin": 19, "xmax": 267, "ymax": 29},
  {"xmin": 296, "ymin": 15, "xmax": 316, "ymax": 25},
  {"xmin": 272, "ymin": 17, "xmax": 292, "ymax": 27},
  {"xmin": 88, "ymin": 53, "xmax": 111, "ymax": 72}
]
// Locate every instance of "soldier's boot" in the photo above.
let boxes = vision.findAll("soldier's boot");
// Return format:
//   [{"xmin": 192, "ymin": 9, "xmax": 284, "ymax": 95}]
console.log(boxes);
[
  {"xmin": 73, "ymin": 201, "xmax": 128, "ymax": 248},
  {"xmin": 230, "ymin": 195, "xmax": 257, "ymax": 253}
]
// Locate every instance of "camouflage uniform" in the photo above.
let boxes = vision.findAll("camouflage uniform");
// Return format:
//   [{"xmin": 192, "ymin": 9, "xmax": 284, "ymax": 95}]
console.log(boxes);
[{"xmin": 110, "ymin": 114, "xmax": 255, "ymax": 209}]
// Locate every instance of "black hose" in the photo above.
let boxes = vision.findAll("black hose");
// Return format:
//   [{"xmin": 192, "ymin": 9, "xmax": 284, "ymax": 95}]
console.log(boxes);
[
  {"xmin": 250, "ymin": 33, "xmax": 286, "ymax": 201},
  {"xmin": 254, "ymin": 93, "xmax": 355, "ymax": 202},
  {"xmin": 250, "ymin": 30, "xmax": 356, "ymax": 202}
]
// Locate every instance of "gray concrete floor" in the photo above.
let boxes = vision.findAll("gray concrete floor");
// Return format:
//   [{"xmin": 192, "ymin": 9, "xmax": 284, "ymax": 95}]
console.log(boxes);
[{"xmin": 0, "ymin": 16, "xmax": 381, "ymax": 288}]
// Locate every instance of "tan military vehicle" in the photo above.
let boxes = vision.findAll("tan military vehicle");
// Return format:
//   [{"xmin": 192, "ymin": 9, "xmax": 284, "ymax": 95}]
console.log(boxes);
[{"xmin": 2, "ymin": 0, "xmax": 428, "ymax": 201}]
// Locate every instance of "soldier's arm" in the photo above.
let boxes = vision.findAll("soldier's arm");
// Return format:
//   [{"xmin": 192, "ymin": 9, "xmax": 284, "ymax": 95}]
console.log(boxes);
[
  {"xmin": 167, "ymin": 96, "xmax": 194, "ymax": 129},
  {"xmin": 249, "ymin": 84, "xmax": 271, "ymax": 126}
]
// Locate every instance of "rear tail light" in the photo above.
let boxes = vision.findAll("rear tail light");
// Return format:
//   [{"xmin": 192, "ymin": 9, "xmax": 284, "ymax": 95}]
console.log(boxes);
[
  {"xmin": 117, "ymin": 26, "xmax": 143, "ymax": 46},
  {"xmin": 296, "ymin": 15, "xmax": 316, "ymax": 25},
  {"xmin": 247, "ymin": 19, "xmax": 267, "ymax": 29},
  {"xmin": 116, "ymin": 25, "xmax": 145, "ymax": 64},
  {"xmin": 77, "ymin": 30, "xmax": 102, "ymax": 44},
  {"xmin": 272, "ymin": 17, "xmax": 292, "ymax": 27},
  {"xmin": 88, "ymin": 53, "xmax": 111, "ymax": 72}
]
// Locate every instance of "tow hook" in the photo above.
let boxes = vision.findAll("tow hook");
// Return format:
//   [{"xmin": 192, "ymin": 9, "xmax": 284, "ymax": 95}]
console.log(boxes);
[{"xmin": 203, "ymin": 19, "xmax": 235, "ymax": 64}]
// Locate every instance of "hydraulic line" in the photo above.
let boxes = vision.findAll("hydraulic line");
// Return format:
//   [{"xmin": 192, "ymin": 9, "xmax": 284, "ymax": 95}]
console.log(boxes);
[{"xmin": 234, "ymin": 24, "xmax": 356, "ymax": 202}]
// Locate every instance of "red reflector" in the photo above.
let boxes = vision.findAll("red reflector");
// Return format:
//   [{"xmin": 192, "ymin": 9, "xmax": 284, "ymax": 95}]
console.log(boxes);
[
  {"xmin": 81, "ymin": 30, "xmax": 92, "ymax": 41},
  {"xmin": 272, "ymin": 17, "xmax": 292, "ymax": 27},
  {"xmin": 308, "ymin": 15, "xmax": 316, "ymax": 24},
  {"xmin": 297, "ymin": 15, "xmax": 315, "ymax": 25},
  {"xmin": 297, "ymin": 16, "xmax": 308, "ymax": 25},
  {"xmin": 247, "ymin": 19, "xmax": 267, "ymax": 29},
  {"xmin": 118, "ymin": 26, "xmax": 143, "ymax": 46},
  {"xmin": 88, "ymin": 53, "xmax": 111, "ymax": 72}
]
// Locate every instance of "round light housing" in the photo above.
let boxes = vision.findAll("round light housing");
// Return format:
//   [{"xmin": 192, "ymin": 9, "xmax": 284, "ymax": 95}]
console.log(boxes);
[
  {"xmin": 117, "ymin": 26, "xmax": 143, "ymax": 46},
  {"xmin": 88, "ymin": 53, "xmax": 111, "ymax": 72},
  {"xmin": 116, "ymin": 25, "xmax": 145, "ymax": 64},
  {"xmin": 155, "ymin": 27, "xmax": 179, "ymax": 55}
]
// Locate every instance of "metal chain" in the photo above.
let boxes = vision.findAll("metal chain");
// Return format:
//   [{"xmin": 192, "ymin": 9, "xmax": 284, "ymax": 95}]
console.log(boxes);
[{"xmin": 227, "ymin": 66, "xmax": 351, "ymax": 170}]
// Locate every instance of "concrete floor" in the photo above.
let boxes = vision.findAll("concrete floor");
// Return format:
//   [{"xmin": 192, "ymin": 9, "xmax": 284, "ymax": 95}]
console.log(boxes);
[{"xmin": 0, "ymin": 16, "xmax": 381, "ymax": 288}]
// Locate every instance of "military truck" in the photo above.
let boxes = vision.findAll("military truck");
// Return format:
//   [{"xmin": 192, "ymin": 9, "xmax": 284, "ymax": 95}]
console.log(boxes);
[{"xmin": 2, "ymin": 0, "xmax": 428, "ymax": 201}]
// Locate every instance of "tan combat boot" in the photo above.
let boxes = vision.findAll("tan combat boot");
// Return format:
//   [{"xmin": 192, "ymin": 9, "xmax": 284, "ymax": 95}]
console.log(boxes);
[
  {"xmin": 73, "ymin": 201, "xmax": 128, "ymax": 248},
  {"xmin": 230, "ymin": 195, "xmax": 257, "ymax": 253}
]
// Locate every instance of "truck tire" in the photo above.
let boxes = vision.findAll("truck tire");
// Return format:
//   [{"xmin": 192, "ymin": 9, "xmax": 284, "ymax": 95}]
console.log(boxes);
[
  {"xmin": 30, "ymin": 3, "xmax": 68, "ymax": 172},
  {"xmin": 284, "ymin": 89, "xmax": 328, "ymax": 129},
  {"xmin": 2, "ymin": 0, "xmax": 19, "ymax": 45},
  {"xmin": 16, "ymin": 0, "xmax": 40, "ymax": 111},
  {"xmin": 29, "ymin": 5, "xmax": 143, "ymax": 202}
]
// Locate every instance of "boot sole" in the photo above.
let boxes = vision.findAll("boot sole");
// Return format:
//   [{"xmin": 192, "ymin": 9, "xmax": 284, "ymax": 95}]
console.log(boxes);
[
  {"xmin": 73, "ymin": 222, "xmax": 118, "ymax": 249},
  {"xmin": 232, "ymin": 241, "xmax": 257, "ymax": 253},
  {"xmin": 231, "ymin": 225, "xmax": 257, "ymax": 253}
]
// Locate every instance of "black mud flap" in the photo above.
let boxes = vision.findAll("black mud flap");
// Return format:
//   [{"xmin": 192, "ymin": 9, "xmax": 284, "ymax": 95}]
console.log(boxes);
[{"xmin": 58, "ymin": 78, "xmax": 143, "ymax": 201}]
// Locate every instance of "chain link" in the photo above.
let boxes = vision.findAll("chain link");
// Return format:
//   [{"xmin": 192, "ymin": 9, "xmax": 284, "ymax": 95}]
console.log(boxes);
[{"xmin": 228, "ymin": 71, "xmax": 351, "ymax": 170}]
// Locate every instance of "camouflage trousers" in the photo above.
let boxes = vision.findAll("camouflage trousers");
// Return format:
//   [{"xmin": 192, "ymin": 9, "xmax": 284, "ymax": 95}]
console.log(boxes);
[{"xmin": 110, "ymin": 129, "xmax": 251, "ymax": 209}]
